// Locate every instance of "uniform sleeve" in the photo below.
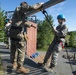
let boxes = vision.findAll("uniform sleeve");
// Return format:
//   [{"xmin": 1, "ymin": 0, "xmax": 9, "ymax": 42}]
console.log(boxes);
[
  {"xmin": 11, "ymin": 7, "xmax": 23, "ymax": 26},
  {"xmin": 12, "ymin": 7, "xmax": 20, "ymax": 19},
  {"xmin": 55, "ymin": 25, "xmax": 68, "ymax": 37},
  {"xmin": 20, "ymin": 5, "xmax": 34, "ymax": 13},
  {"xmin": 5, "ymin": 23, "xmax": 11, "ymax": 32},
  {"xmin": 31, "ymin": 2, "xmax": 44, "ymax": 10},
  {"xmin": 20, "ymin": 3, "xmax": 43, "ymax": 13}
]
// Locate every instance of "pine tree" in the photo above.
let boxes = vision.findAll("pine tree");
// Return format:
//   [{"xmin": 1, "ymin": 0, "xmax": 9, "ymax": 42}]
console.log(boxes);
[
  {"xmin": 0, "ymin": 4, "xmax": 5, "ymax": 42},
  {"xmin": 69, "ymin": 31, "xmax": 76, "ymax": 47},
  {"xmin": 37, "ymin": 15, "xmax": 54, "ymax": 50}
]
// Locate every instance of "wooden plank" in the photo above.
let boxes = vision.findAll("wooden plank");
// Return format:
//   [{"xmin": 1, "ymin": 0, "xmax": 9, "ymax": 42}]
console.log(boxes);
[
  {"xmin": 25, "ymin": 0, "xmax": 65, "ymax": 17},
  {"xmin": 27, "ymin": 21, "xmax": 37, "ymax": 57}
]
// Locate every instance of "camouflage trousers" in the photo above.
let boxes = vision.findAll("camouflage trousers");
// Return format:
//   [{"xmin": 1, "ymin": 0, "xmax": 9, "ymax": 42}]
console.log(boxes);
[
  {"xmin": 10, "ymin": 40, "xmax": 26, "ymax": 67},
  {"xmin": 44, "ymin": 41, "xmax": 62, "ymax": 67}
]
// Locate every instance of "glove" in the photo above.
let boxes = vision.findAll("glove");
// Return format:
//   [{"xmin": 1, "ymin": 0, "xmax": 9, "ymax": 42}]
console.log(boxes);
[
  {"xmin": 31, "ymin": 2, "xmax": 44, "ymax": 10},
  {"xmin": 31, "ymin": 24, "xmax": 36, "ymax": 28},
  {"xmin": 24, "ymin": 33, "xmax": 29, "ymax": 41}
]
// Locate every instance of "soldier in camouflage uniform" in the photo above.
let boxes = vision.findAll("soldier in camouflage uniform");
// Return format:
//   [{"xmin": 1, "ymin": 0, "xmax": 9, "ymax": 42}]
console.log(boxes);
[
  {"xmin": 38, "ymin": 14, "xmax": 68, "ymax": 73},
  {"xmin": 10, "ymin": 2, "xmax": 42, "ymax": 74},
  {"xmin": 4, "ymin": 19, "xmax": 12, "ymax": 48}
]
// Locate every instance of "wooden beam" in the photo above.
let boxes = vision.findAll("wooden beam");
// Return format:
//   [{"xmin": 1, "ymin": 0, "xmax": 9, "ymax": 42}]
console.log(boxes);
[{"xmin": 25, "ymin": 0, "xmax": 65, "ymax": 17}]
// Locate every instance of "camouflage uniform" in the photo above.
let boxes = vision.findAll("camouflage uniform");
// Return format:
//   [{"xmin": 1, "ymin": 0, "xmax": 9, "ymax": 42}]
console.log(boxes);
[
  {"xmin": 43, "ymin": 24, "xmax": 68, "ymax": 67},
  {"xmin": 10, "ymin": 2, "xmax": 40, "ymax": 68},
  {"xmin": 4, "ymin": 21, "xmax": 12, "ymax": 48}
]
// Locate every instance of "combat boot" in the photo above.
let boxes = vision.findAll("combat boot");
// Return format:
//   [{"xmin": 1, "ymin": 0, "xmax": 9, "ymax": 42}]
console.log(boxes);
[
  {"xmin": 43, "ymin": 66, "xmax": 54, "ymax": 73},
  {"xmin": 38, "ymin": 62, "xmax": 45, "ymax": 66},
  {"xmin": 44, "ymin": 63, "xmax": 55, "ymax": 73},
  {"xmin": 16, "ymin": 66, "xmax": 30, "ymax": 74},
  {"xmin": 12, "ymin": 62, "xmax": 17, "ymax": 70}
]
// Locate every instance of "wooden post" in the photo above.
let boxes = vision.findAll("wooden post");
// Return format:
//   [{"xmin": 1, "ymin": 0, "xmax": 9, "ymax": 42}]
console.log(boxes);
[{"xmin": 26, "ymin": 21, "xmax": 37, "ymax": 57}]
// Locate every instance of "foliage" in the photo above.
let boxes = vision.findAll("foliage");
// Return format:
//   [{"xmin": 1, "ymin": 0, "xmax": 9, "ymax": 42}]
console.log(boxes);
[
  {"xmin": 0, "ymin": 6, "xmax": 5, "ymax": 42},
  {"xmin": 37, "ymin": 15, "xmax": 54, "ymax": 50},
  {"xmin": 0, "ymin": 8, "xmax": 5, "ymax": 28},
  {"xmin": 37, "ymin": 14, "xmax": 76, "ymax": 50},
  {"xmin": 69, "ymin": 31, "xmax": 76, "ymax": 47},
  {"xmin": 65, "ymin": 34, "xmax": 70, "ymax": 46}
]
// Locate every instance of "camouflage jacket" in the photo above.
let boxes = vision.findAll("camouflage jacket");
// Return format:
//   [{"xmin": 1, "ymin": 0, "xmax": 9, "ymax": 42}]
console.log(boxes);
[
  {"xmin": 54, "ymin": 24, "xmax": 68, "ymax": 43},
  {"xmin": 5, "ymin": 22, "xmax": 11, "ymax": 32},
  {"xmin": 11, "ymin": 6, "xmax": 34, "ymax": 28},
  {"xmin": 10, "ymin": 4, "xmax": 42, "ymax": 40},
  {"xmin": 10, "ymin": 5, "xmax": 35, "ymax": 40}
]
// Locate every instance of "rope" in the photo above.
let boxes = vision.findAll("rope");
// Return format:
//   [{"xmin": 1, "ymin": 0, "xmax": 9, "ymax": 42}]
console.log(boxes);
[{"xmin": 41, "ymin": 9, "xmax": 54, "ymax": 31}]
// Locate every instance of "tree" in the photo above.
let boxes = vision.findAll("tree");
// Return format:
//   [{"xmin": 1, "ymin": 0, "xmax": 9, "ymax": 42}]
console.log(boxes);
[
  {"xmin": 69, "ymin": 31, "xmax": 76, "ymax": 47},
  {"xmin": 37, "ymin": 15, "xmax": 54, "ymax": 50},
  {"xmin": 0, "ymin": 9, "xmax": 5, "ymax": 28},
  {"xmin": 0, "ymin": 4, "xmax": 5, "ymax": 42}
]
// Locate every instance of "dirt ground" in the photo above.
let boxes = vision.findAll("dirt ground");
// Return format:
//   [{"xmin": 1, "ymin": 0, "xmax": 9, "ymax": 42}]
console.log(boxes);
[{"xmin": 0, "ymin": 44, "xmax": 76, "ymax": 75}]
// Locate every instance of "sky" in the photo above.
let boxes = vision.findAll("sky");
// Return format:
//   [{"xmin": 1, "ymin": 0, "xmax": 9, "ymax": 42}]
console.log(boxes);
[{"xmin": 0, "ymin": 0, "xmax": 76, "ymax": 31}]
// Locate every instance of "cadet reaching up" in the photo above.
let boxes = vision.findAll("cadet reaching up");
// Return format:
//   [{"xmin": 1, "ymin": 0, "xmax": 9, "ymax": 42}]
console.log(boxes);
[
  {"xmin": 9, "ymin": 2, "xmax": 42, "ymax": 74},
  {"xmin": 38, "ymin": 14, "xmax": 68, "ymax": 73}
]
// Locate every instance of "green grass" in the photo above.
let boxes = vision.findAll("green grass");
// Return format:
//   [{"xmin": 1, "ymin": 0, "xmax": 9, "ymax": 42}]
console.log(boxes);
[
  {"xmin": 0, "ymin": 56, "xmax": 2, "ymax": 69},
  {"xmin": 0, "ymin": 56, "xmax": 4, "ymax": 75}
]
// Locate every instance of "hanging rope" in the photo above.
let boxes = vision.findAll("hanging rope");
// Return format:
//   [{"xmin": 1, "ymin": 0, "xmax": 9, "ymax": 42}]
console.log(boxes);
[{"xmin": 41, "ymin": 9, "xmax": 54, "ymax": 31}]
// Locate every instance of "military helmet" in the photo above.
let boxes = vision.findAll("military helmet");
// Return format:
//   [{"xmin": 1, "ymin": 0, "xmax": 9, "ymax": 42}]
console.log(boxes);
[{"xmin": 57, "ymin": 14, "xmax": 66, "ymax": 21}]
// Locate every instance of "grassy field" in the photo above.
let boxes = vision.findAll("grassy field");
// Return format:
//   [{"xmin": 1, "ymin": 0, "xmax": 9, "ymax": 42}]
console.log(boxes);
[{"xmin": 0, "ymin": 56, "xmax": 4, "ymax": 75}]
